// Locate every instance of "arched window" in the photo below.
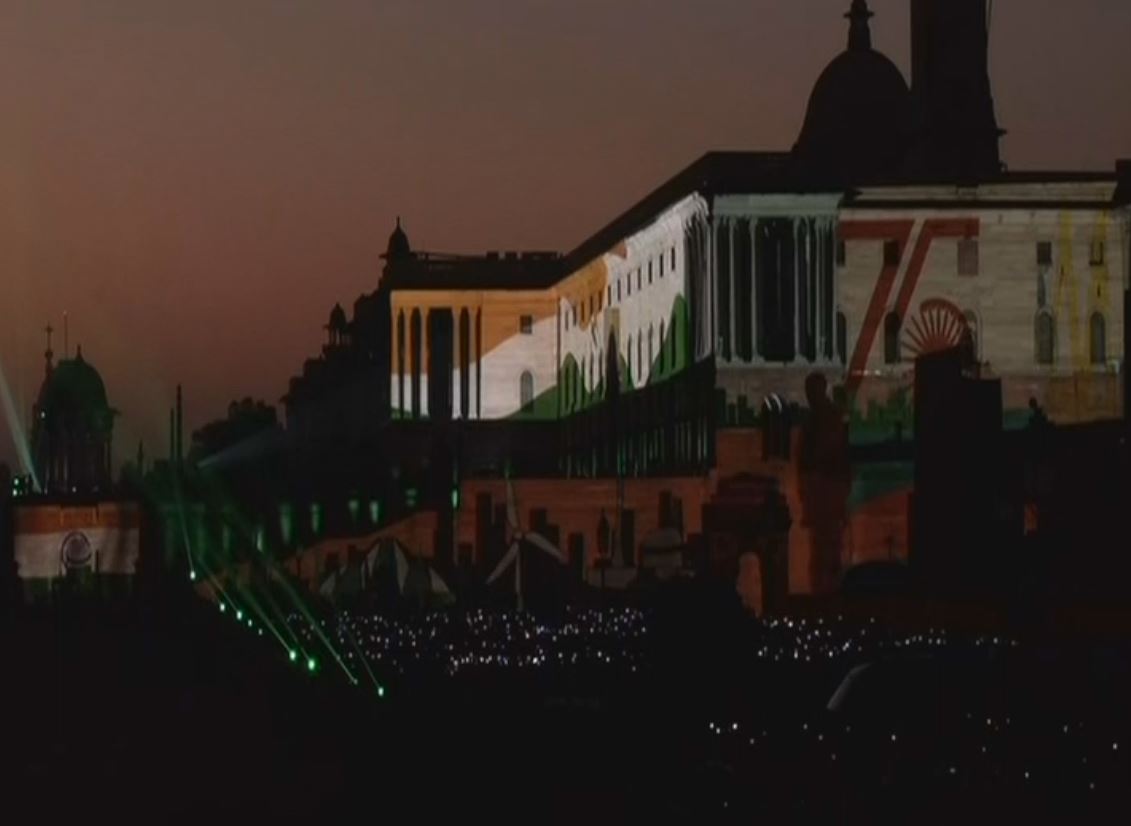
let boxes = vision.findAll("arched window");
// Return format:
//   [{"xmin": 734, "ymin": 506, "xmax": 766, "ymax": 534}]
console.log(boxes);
[
  {"xmin": 1090, "ymin": 312, "xmax": 1107, "ymax": 365},
  {"xmin": 1035, "ymin": 311, "xmax": 1056, "ymax": 365},
  {"xmin": 836, "ymin": 311, "xmax": 848, "ymax": 365},
  {"xmin": 520, "ymin": 371, "xmax": 534, "ymax": 412},
  {"xmin": 626, "ymin": 335, "xmax": 633, "ymax": 384},
  {"xmin": 883, "ymin": 312, "xmax": 901, "ymax": 365},
  {"xmin": 659, "ymin": 320, "xmax": 666, "ymax": 372}
]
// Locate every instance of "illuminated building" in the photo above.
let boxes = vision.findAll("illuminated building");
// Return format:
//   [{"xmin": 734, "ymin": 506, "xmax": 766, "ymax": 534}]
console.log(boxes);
[
  {"xmin": 272, "ymin": 0, "xmax": 1130, "ymax": 599},
  {"xmin": 32, "ymin": 339, "xmax": 116, "ymax": 496}
]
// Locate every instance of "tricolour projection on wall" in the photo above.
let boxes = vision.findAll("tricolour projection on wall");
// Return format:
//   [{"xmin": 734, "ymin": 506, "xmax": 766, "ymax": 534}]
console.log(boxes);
[{"xmin": 13, "ymin": 501, "xmax": 141, "ymax": 585}]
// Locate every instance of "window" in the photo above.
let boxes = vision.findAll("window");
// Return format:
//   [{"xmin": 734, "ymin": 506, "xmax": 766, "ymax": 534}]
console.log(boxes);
[
  {"xmin": 670, "ymin": 248, "xmax": 676, "ymax": 271},
  {"xmin": 1090, "ymin": 240, "xmax": 1106, "ymax": 266},
  {"xmin": 617, "ymin": 280, "xmax": 622, "ymax": 302},
  {"xmin": 519, "ymin": 315, "xmax": 533, "ymax": 335},
  {"xmin": 563, "ymin": 309, "xmax": 569, "ymax": 331},
  {"xmin": 883, "ymin": 240, "xmax": 901, "ymax": 267},
  {"xmin": 606, "ymin": 286, "xmax": 611, "ymax": 307},
  {"xmin": 883, "ymin": 312, "xmax": 901, "ymax": 365},
  {"xmin": 659, "ymin": 320, "xmax": 666, "ymax": 371},
  {"xmin": 589, "ymin": 296, "xmax": 595, "ymax": 317},
  {"xmin": 636, "ymin": 268, "xmax": 642, "ymax": 291},
  {"xmin": 958, "ymin": 239, "xmax": 980, "ymax": 276},
  {"xmin": 637, "ymin": 335, "xmax": 643, "ymax": 381},
  {"xmin": 627, "ymin": 276, "xmax": 632, "ymax": 297},
  {"xmin": 648, "ymin": 261, "xmax": 654, "ymax": 284},
  {"xmin": 1036, "ymin": 311, "xmax": 1055, "ymax": 365},
  {"xmin": 572, "ymin": 306, "xmax": 578, "ymax": 326},
  {"xmin": 1090, "ymin": 312, "xmax": 1107, "ymax": 364},
  {"xmin": 648, "ymin": 325, "xmax": 654, "ymax": 368},
  {"xmin": 1037, "ymin": 241, "xmax": 1053, "ymax": 267},
  {"xmin": 520, "ymin": 371, "xmax": 534, "ymax": 412},
  {"xmin": 836, "ymin": 241, "xmax": 847, "ymax": 267}
]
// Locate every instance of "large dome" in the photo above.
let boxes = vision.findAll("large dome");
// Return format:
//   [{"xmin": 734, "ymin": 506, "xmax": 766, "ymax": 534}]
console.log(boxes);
[
  {"xmin": 37, "ymin": 348, "xmax": 114, "ymax": 431},
  {"xmin": 793, "ymin": 1, "xmax": 911, "ymax": 182}
]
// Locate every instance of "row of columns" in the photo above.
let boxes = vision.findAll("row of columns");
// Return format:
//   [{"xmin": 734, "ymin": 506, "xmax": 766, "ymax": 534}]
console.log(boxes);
[
  {"xmin": 392, "ymin": 307, "xmax": 483, "ymax": 421},
  {"xmin": 711, "ymin": 214, "xmax": 838, "ymax": 366}
]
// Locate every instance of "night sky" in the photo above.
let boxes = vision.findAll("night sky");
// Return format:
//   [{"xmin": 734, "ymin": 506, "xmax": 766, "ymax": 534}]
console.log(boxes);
[{"xmin": 2, "ymin": 0, "xmax": 1128, "ymax": 470}]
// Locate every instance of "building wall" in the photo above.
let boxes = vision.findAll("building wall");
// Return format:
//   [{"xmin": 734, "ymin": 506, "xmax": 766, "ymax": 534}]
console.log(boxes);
[
  {"xmin": 838, "ymin": 185, "xmax": 1126, "ymax": 427},
  {"xmin": 555, "ymin": 195, "xmax": 706, "ymax": 413},
  {"xmin": 388, "ymin": 181, "xmax": 1126, "ymax": 433},
  {"xmin": 389, "ymin": 290, "xmax": 558, "ymax": 421}
]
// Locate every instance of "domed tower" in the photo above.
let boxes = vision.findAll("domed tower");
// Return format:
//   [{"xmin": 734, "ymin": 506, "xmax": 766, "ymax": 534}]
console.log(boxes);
[
  {"xmin": 326, "ymin": 302, "xmax": 349, "ymax": 348},
  {"xmin": 384, "ymin": 217, "xmax": 412, "ymax": 263},
  {"xmin": 794, "ymin": 0, "xmax": 912, "ymax": 183},
  {"xmin": 32, "ymin": 345, "xmax": 117, "ymax": 494}
]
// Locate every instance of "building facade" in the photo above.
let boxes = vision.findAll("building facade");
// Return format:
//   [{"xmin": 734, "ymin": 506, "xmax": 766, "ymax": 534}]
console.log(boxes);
[{"xmin": 267, "ymin": 0, "xmax": 1131, "ymax": 600}]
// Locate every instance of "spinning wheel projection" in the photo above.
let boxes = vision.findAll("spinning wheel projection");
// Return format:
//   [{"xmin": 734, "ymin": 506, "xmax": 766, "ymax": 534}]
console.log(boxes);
[{"xmin": 902, "ymin": 299, "xmax": 973, "ymax": 359}]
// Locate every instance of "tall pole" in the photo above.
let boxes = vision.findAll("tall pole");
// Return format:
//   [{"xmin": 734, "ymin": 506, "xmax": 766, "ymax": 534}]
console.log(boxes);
[{"xmin": 175, "ymin": 385, "xmax": 184, "ymax": 467}]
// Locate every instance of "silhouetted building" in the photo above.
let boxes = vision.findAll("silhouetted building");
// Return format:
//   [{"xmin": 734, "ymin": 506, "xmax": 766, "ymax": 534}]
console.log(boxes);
[{"xmin": 32, "ymin": 344, "xmax": 116, "ymax": 495}]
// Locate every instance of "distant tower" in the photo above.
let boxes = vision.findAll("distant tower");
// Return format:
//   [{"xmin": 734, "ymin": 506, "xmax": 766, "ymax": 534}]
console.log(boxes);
[
  {"xmin": 907, "ymin": 0, "xmax": 1004, "ymax": 179},
  {"xmin": 383, "ymin": 217, "xmax": 412, "ymax": 263}
]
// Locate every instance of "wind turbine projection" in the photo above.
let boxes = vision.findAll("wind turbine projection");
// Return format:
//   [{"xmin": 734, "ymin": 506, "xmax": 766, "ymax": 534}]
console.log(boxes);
[{"xmin": 487, "ymin": 473, "xmax": 566, "ymax": 613}]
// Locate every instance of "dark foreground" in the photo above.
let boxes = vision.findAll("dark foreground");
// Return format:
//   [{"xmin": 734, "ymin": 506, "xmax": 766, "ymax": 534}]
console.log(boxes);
[{"xmin": 3, "ymin": 587, "xmax": 1130, "ymax": 823}]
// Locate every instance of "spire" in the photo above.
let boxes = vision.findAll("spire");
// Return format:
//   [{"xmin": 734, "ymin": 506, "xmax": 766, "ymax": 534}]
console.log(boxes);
[{"xmin": 846, "ymin": 0, "xmax": 874, "ymax": 51}]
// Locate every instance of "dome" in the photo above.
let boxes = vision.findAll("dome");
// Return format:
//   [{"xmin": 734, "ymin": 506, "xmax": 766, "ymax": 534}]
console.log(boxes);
[
  {"xmin": 794, "ymin": 1, "xmax": 911, "ymax": 182},
  {"xmin": 328, "ymin": 303, "xmax": 347, "ymax": 331},
  {"xmin": 385, "ymin": 217, "xmax": 411, "ymax": 261},
  {"xmin": 37, "ymin": 347, "xmax": 114, "ymax": 431}
]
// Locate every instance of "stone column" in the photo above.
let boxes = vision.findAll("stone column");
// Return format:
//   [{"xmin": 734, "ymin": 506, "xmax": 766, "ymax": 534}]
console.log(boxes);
[
  {"xmin": 815, "ymin": 218, "xmax": 824, "ymax": 363},
  {"xmin": 708, "ymin": 217, "xmax": 717, "ymax": 358},
  {"xmin": 793, "ymin": 219, "xmax": 801, "ymax": 362},
  {"xmin": 452, "ymin": 308, "xmax": 462, "ymax": 419},
  {"xmin": 728, "ymin": 218, "xmax": 736, "ymax": 364},
  {"xmin": 831, "ymin": 220, "xmax": 841, "ymax": 365},
  {"xmin": 750, "ymin": 218, "xmax": 759, "ymax": 363}
]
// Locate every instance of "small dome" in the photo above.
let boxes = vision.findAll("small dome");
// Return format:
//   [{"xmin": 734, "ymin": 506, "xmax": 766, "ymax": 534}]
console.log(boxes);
[
  {"xmin": 385, "ymin": 217, "xmax": 411, "ymax": 261},
  {"xmin": 37, "ymin": 347, "xmax": 114, "ymax": 431},
  {"xmin": 794, "ymin": 1, "xmax": 911, "ymax": 182},
  {"xmin": 328, "ymin": 303, "xmax": 347, "ymax": 331}
]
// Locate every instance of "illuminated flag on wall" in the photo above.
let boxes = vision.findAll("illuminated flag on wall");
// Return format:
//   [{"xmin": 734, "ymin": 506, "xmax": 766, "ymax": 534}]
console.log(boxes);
[{"xmin": 13, "ymin": 502, "xmax": 141, "ymax": 581}]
